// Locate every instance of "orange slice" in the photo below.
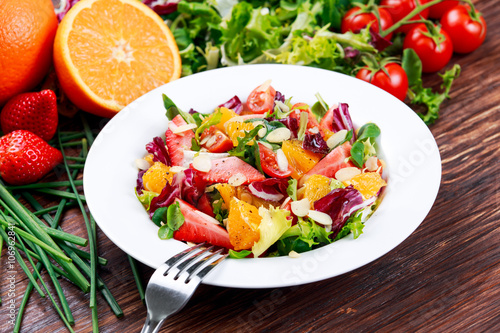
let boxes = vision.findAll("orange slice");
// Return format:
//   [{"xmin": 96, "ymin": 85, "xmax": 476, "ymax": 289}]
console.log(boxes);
[
  {"xmin": 303, "ymin": 174, "xmax": 332, "ymax": 208},
  {"xmin": 227, "ymin": 198, "xmax": 261, "ymax": 250},
  {"xmin": 225, "ymin": 121, "xmax": 255, "ymax": 146},
  {"xmin": 347, "ymin": 172, "xmax": 387, "ymax": 199},
  {"xmin": 142, "ymin": 162, "xmax": 175, "ymax": 194},
  {"xmin": 53, "ymin": 0, "xmax": 181, "ymax": 118}
]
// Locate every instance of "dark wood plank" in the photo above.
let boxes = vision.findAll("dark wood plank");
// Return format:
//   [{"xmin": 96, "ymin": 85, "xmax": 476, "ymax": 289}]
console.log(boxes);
[{"xmin": 1, "ymin": 0, "xmax": 499, "ymax": 332}]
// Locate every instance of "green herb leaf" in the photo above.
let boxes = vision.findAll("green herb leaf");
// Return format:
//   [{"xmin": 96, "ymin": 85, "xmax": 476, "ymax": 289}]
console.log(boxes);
[
  {"xmin": 229, "ymin": 249, "xmax": 252, "ymax": 259},
  {"xmin": 402, "ymin": 48, "xmax": 422, "ymax": 87},
  {"xmin": 350, "ymin": 140, "xmax": 365, "ymax": 168},
  {"xmin": 311, "ymin": 92, "xmax": 329, "ymax": 121},
  {"xmin": 163, "ymin": 94, "xmax": 196, "ymax": 125},
  {"xmin": 195, "ymin": 108, "xmax": 223, "ymax": 141},
  {"xmin": 152, "ymin": 207, "xmax": 168, "ymax": 227},
  {"xmin": 287, "ymin": 179, "xmax": 298, "ymax": 201},
  {"xmin": 357, "ymin": 123, "xmax": 380, "ymax": 141}
]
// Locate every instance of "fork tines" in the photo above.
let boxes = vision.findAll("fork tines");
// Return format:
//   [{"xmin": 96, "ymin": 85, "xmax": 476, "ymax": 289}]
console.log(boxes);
[{"xmin": 163, "ymin": 242, "xmax": 227, "ymax": 283}]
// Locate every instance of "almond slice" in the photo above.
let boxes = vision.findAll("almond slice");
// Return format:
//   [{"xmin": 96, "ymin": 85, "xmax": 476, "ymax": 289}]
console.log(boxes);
[
  {"xmin": 172, "ymin": 123, "xmax": 197, "ymax": 134},
  {"xmin": 326, "ymin": 129, "xmax": 348, "ymax": 149},
  {"xmin": 335, "ymin": 167, "xmax": 361, "ymax": 182},
  {"xmin": 307, "ymin": 210, "xmax": 333, "ymax": 225},
  {"xmin": 192, "ymin": 155, "xmax": 212, "ymax": 172},
  {"xmin": 291, "ymin": 198, "xmax": 311, "ymax": 217},
  {"xmin": 266, "ymin": 127, "xmax": 291, "ymax": 143}
]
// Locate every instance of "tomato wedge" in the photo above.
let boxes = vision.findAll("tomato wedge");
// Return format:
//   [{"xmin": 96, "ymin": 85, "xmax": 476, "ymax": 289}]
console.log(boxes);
[
  {"xmin": 258, "ymin": 143, "xmax": 293, "ymax": 178},
  {"xmin": 246, "ymin": 80, "xmax": 276, "ymax": 114},
  {"xmin": 199, "ymin": 126, "xmax": 233, "ymax": 153}
]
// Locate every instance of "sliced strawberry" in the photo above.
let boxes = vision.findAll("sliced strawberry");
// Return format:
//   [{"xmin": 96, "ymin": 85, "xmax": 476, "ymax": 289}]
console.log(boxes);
[
  {"xmin": 0, "ymin": 90, "xmax": 58, "ymax": 141},
  {"xmin": 200, "ymin": 156, "xmax": 265, "ymax": 185},
  {"xmin": 165, "ymin": 115, "xmax": 194, "ymax": 166},
  {"xmin": 304, "ymin": 142, "xmax": 355, "ymax": 179},
  {"xmin": 200, "ymin": 126, "xmax": 233, "ymax": 153},
  {"xmin": 197, "ymin": 193, "xmax": 215, "ymax": 218},
  {"xmin": 174, "ymin": 198, "xmax": 233, "ymax": 249},
  {"xmin": 0, "ymin": 130, "xmax": 62, "ymax": 185}
]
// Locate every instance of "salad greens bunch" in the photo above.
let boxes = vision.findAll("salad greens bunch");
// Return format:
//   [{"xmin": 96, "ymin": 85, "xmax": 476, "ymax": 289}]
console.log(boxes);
[{"xmin": 154, "ymin": 0, "xmax": 460, "ymax": 125}]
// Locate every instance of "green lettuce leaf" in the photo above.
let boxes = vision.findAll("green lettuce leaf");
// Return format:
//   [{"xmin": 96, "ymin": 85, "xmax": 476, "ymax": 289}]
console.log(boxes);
[{"xmin": 252, "ymin": 206, "xmax": 291, "ymax": 257}]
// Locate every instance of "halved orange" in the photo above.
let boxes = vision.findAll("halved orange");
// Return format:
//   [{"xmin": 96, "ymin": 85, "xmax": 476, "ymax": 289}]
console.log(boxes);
[{"xmin": 53, "ymin": 0, "xmax": 181, "ymax": 118}]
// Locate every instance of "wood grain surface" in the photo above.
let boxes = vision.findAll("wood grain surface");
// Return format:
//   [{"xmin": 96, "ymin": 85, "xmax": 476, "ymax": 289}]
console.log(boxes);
[{"xmin": 1, "ymin": 1, "xmax": 499, "ymax": 332}]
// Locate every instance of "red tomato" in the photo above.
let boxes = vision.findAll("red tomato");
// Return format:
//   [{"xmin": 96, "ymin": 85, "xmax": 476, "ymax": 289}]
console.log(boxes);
[
  {"xmin": 258, "ymin": 143, "xmax": 293, "ymax": 179},
  {"xmin": 403, "ymin": 23, "xmax": 453, "ymax": 73},
  {"xmin": 341, "ymin": 7, "xmax": 394, "ymax": 41},
  {"xmin": 440, "ymin": 4, "xmax": 487, "ymax": 54},
  {"xmin": 380, "ymin": 0, "xmax": 430, "ymax": 34},
  {"xmin": 428, "ymin": 0, "xmax": 459, "ymax": 19},
  {"xmin": 246, "ymin": 81, "xmax": 276, "ymax": 114},
  {"xmin": 356, "ymin": 63, "xmax": 408, "ymax": 101},
  {"xmin": 199, "ymin": 126, "xmax": 233, "ymax": 153}
]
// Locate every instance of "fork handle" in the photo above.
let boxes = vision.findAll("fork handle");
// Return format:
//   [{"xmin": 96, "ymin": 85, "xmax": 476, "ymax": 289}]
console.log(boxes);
[{"xmin": 141, "ymin": 314, "xmax": 165, "ymax": 333}]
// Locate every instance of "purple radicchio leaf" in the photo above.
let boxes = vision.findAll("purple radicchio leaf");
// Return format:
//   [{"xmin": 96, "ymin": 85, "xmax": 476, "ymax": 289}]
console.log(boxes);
[
  {"xmin": 369, "ymin": 29, "xmax": 392, "ymax": 52},
  {"xmin": 331, "ymin": 103, "xmax": 356, "ymax": 143},
  {"xmin": 136, "ymin": 170, "xmax": 146, "ymax": 195},
  {"xmin": 149, "ymin": 174, "xmax": 182, "ymax": 217},
  {"xmin": 146, "ymin": 136, "xmax": 171, "ymax": 166},
  {"xmin": 274, "ymin": 91, "xmax": 285, "ymax": 104},
  {"xmin": 219, "ymin": 95, "xmax": 243, "ymax": 114},
  {"xmin": 344, "ymin": 46, "xmax": 360, "ymax": 59},
  {"xmin": 303, "ymin": 132, "xmax": 329, "ymax": 154},
  {"xmin": 248, "ymin": 178, "xmax": 290, "ymax": 202},
  {"xmin": 188, "ymin": 108, "xmax": 200, "ymax": 115},
  {"xmin": 314, "ymin": 186, "xmax": 364, "ymax": 238},
  {"xmin": 180, "ymin": 168, "xmax": 203, "ymax": 206},
  {"xmin": 54, "ymin": 0, "xmax": 80, "ymax": 21},
  {"xmin": 142, "ymin": 0, "xmax": 180, "ymax": 15}
]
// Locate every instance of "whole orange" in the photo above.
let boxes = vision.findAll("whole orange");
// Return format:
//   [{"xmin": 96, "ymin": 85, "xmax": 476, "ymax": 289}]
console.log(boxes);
[{"xmin": 0, "ymin": 0, "xmax": 58, "ymax": 106}]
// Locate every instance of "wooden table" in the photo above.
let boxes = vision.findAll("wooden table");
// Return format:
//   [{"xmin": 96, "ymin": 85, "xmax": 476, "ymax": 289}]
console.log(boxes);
[{"xmin": 1, "ymin": 1, "xmax": 499, "ymax": 332}]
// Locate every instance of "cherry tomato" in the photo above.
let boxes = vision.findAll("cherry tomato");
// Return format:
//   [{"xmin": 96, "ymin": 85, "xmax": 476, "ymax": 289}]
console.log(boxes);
[
  {"xmin": 258, "ymin": 143, "xmax": 293, "ymax": 179},
  {"xmin": 356, "ymin": 63, "xmax": 408, "ymax": 101},
  {"xmin": 246, "ymin": 81, "xmax": 276, "ymax": 114},
  {"xmin": 341, "ymin": 7, "xmax": 394, "ymax": 41},
  {"xmin": 428, "ymin": 0, "xmax": 459, "ymax": 19},
  {"xmin": 403, "ymin": 23, "xmax": 453, "ymax": 73},
  {"xmin": 199, "ymin": 126, "xmax": 233, "ymax": 153},
  {"xmin": 440, "ymin": 4, "xmax": 487, "ymax": 54},
  {"xmin": 380, "ymin": 0, "xmax": 430, "ymax": 34},
  {"xmin": 289, "ymin": 103, "xmax": 320, "ymax": 130}
]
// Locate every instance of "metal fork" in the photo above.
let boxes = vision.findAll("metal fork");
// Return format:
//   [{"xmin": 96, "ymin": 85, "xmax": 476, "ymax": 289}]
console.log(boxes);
[{"xmin": 140, "ymin": 243, "xmax": 227, "ymax": 333}]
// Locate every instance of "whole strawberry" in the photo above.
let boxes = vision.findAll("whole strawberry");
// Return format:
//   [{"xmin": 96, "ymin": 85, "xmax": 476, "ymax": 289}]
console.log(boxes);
[
  {"xmin": 0, "ymin": 130, "xmax": 63, "ymax": 185},
  {"xmin": 1, "ymin": 90, "xmax": 58, "ymax": 141}
]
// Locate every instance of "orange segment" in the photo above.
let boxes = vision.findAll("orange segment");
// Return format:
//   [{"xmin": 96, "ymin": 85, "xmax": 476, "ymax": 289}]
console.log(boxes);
[
  {"xmin": 347, "ymin": 172, "xmax": 387, "ymax": 198},
  {"xmin": 282, "ymin": 140, "xmax": 323, "ymax": 179},
  {"xmin": 227, "ymin": 198, "xmax": 261, "ymax": 250},
  {"xmin": 303, "ymin": 174, "xmax": 332, "ymax": 208},
  {"xmin": 225, "ymin": 121, "xmax": 255, "ymax": 146},
  {"xmin": 214, "ymin": 183, "xmax": 236, "ymax": 209},
  {"xmin": 203, "ymin": 107, "xmax": 238, "ymax": 133},
  {"xmin": 142, "ymin": 162, "xmax": 175, "ymax": 194},
  {"xmin": 53, "ymin": 0, "xmax": 181, "ymax": 118}
]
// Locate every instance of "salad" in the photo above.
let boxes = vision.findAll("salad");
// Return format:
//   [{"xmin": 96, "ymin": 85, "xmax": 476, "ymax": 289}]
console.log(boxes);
[{"xmin": 135, "ymin": 81, "xmax": 387, "ymax": 258}]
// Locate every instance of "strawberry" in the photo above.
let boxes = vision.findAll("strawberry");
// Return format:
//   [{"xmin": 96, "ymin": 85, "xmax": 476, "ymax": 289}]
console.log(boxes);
[
  {"xmin": 174, "ymin": 198, "xmax": 233, "ymax": 249},
  {"xmin": 0, "ymin": 130, "xmax": 63, "ymax": 185},
  {"xmin": 200, "ymin": 156, "xmax": 266, "ymax": 185},
  {"xmin": 0, "ymin": 90, "xmax": 58, "ymax": 141},
  {"xmin": 164, "ymin": 115, "xmax": 194, "ymax": 166}
]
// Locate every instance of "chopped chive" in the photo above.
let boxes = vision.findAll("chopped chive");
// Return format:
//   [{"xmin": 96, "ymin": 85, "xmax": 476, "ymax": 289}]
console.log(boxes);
[
  {"xmin": 0, "ymin": 219, "xmax": 72, "ymax": 262},
  {"xmin": 35, "ymin": 188, "xmax": 86, "ymax": 201},
  {"xmin": 0, "ymin": 185, "xmax": 90, "ymax": 292},
  {"xmin": 81, "ymin": 113, "xmax": 95, "ymax": 147},
  {"xmin": 33, "ymin": 201, "xmax": 76, "ymax": 216},
  {"xmin": 61, "ymin": 141, "xmax": 84, "ymax": 147},
  {"xmin": 12, "ymin": 242, "xmax": 70, "ymax": 278},
  {"xmin": 0, "ymin": 227, "xmax": 45, "ymax": 297},
  {"xmin": 66, "ymin": 156, "xmax": 86, "ymax": 162},
  {"xmin": 128, "ymin": 255, "xmax": 145, "ymax": 303},
  {"xmin": 92, "ymin": 305, "xmax": 99, "ymax": 332},
  {"xmin": 61, "ymin": 242, "xmax": 108, "ymax": 266},
  {"xmin": 6, "ymin": 180, "xmax": 83, "ymax": 190},
  {"xmin": 58, "ymin": 130, "xmax": 98, "ymax": 310},
  {"xmin": 68, "ymin": 164, "xmax": 85, "ymax": 169}
]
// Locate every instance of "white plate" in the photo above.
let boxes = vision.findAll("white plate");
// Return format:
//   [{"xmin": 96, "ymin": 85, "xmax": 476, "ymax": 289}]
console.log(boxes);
[{"xmin": 84, "ymin": 64, "xmax": 441, "ymax": 289}]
